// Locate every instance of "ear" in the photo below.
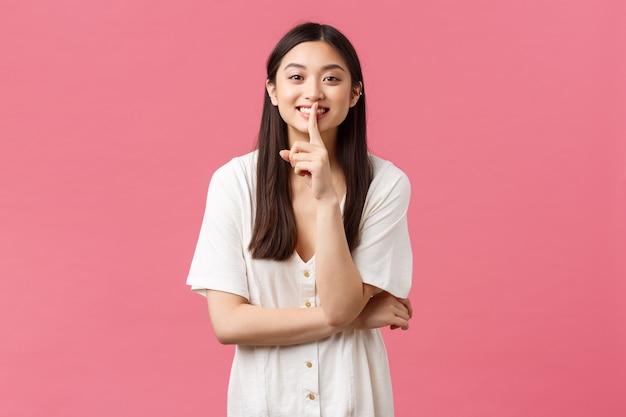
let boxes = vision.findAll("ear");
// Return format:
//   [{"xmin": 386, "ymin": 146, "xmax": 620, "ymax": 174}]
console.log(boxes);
[
  {"xmin": 350, "ymin": 81, "xmax": 363, "ymax": 108},
  {"xmin": 266, "ymin": 79, "xmax": 278, "ymax": 106}
]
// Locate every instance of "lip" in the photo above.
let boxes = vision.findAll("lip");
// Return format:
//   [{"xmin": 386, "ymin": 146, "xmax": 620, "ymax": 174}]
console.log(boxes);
[{"xmin": 297, "ymin": 105, "xmax": 329, "ymax": 119}]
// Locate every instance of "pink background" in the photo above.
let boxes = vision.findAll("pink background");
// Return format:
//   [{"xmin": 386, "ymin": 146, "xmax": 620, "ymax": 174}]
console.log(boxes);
[{"xmin": 1, "ymin": 1, "xmax": 625, "ymax": 416}]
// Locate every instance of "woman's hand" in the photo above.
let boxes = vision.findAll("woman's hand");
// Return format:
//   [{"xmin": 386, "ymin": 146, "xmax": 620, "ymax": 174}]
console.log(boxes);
[
  {"xmin": 279, "ymin": 102, "xmax": 337, "ymax": 201},
  {"xmin": 352, "ymin": 292, "xmax": 413, "ymax": 331}
]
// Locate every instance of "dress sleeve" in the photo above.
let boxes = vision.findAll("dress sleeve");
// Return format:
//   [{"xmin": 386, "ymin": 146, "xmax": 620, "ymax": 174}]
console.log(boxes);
[
  {"xmin": 352, "ymin": 161, "xmax": 413, "ymax": 298},
  {"xmin": 186, "ymin": 162, "xmax": 250, "ymax": 300}
]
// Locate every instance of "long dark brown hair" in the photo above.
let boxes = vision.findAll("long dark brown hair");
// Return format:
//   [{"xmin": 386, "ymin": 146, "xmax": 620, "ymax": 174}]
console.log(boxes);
[{"xmin": 249, "ymin": 22, "xmax": 373, "ymax": 260}]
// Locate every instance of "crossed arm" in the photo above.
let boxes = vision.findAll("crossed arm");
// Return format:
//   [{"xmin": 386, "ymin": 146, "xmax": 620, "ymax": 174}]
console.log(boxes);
[
  {"xmin": 200, "ymin": 180, "xmax": 413, "ymax": 347},
  {"xmin": 206, "ymin": 155, "xmax": 413, "ymax": 346},
  {"xmin": 205, "ymin": 193, "xmax": 413, "ymax": 347},
  {"xmin": 206, "ymin": 289, "xmax": 412, "ymax": 346}
]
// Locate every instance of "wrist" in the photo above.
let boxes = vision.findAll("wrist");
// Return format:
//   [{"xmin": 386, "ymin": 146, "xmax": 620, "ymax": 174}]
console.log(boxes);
[{"xmin": 316, "ymin": 193, "xmax": 340, "ymax": 207}]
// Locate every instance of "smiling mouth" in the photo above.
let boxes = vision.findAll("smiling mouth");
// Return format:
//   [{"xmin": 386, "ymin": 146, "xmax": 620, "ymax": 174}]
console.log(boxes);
[{"xmin": 298, "ymin": 107, "xmax": 328, "ymax": 114}]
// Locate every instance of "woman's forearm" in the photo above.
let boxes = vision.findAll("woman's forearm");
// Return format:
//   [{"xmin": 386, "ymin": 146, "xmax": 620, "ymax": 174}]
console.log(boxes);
[
  {"xmin": 206, "ymin": 289, "xmax": 410, "ymax": 346},
  {"xmin": 206, "ymin": 290, "xmax": 344, "ymax": 346},
  {"xmin": 314, "ymin": 198, "xmax": 377, "ymax": 327}
]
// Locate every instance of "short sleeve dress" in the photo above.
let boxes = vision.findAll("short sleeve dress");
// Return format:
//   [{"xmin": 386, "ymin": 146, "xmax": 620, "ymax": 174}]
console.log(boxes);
[{"xmin": 187, "ymin": 150, "xmax": 412, "ymax": 417}]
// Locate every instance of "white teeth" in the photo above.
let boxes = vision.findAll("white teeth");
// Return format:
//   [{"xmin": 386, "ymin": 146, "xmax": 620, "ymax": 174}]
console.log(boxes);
[{"xmin": 299, "ymin": 107, "xmax": 327, "ymax": 114}]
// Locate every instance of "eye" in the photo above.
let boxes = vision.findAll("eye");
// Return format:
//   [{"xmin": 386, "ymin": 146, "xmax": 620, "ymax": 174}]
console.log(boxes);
[
  {"xmin": 288, "ymin": 74, "xmax": 303, "ymax": 80},
  {"xmin": 323, "ymin": 76, "xmax": 340, "ymax": 82}
]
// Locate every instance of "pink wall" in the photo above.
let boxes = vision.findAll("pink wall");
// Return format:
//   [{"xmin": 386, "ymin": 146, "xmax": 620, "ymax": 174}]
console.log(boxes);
[{"xmin": 1, "ymin": 1, "xmax": 624, "ymax": 416}]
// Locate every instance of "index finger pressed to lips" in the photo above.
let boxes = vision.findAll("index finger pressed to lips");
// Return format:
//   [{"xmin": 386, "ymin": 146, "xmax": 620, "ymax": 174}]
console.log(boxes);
[{"xmin": 308, "ymin": 102, "xmax": 321, "ymax": 144}]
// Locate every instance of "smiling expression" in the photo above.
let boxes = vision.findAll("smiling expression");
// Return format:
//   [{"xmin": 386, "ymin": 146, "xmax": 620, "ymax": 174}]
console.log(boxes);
[{"xmin": 266, "ymin": 41, "xmax": 362, "ymax": 146}]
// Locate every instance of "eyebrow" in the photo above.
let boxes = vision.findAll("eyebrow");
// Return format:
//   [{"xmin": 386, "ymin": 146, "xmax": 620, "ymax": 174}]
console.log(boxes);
[{"xmin": 282, "ymin": 63, "xmax": 346, "ymax": 72}]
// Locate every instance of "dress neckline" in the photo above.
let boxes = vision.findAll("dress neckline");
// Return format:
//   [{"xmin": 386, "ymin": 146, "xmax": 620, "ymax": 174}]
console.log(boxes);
[{"xmin": 295, "ymin": 252, "xmax": 315, "ymax": 265}]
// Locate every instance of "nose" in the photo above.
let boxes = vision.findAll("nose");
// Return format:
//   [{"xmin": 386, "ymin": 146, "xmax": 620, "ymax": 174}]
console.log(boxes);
[{"xmin": 304, "ymin": 79, "xmax": 324, "ymax": 101}]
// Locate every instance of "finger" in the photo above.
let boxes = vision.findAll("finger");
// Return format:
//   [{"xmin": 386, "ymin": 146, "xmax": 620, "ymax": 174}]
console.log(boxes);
[
  {"xmin": 392, "ymin": 305, "xmax": 410, "ymax": 321},
  {"xmin": 393, "ymin": 316, "xmax": 409, "ymax": 330},
  {"xmin": 294, "ymin": 167, "xmax": 311, "ymax": 177},
  {"xmin": 288, "ymin": 142, "xmax": 315, "ymax": 161},
  {"xmin": 293, "ymin": 161, "xmax": 316, "ymax": 177},
  {"xmin": 398, "ymin": 298, "xmax": 413, "ymax": 319},
  {"xmin": 279, "ymin": 149, "xmax": 291, "ymax": 163},
  {"xmin": 308, "ymin": 102, "xmax": 323, "ymax": 145}
]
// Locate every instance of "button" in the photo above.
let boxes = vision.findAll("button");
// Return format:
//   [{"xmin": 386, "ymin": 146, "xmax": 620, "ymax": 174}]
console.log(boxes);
[
  {"xmin": 303, "ymin": 271, "xmax": 310, "ymax": 278},
  {"xmin": 305, "ymin": 301, "xmax": 312, "ymax": 308},
  {"xmin": 305, "ymin": 361, "xmax": 313, "ymax": 368},
  {"xmin": 308, "ymin": 393, "xmax": 316, "ymax": 400}
]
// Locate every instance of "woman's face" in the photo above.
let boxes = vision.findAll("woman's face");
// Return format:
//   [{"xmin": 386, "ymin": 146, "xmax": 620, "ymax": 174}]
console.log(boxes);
[{"xmin": 266, "ymin": 41, "xmax": 361, "ymax": 145}]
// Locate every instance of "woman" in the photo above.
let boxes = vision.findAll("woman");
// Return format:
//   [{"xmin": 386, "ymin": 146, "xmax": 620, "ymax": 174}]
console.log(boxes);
[{"xmin": 187, "ymin": 22, "xmax": 413, "ymax": 417}]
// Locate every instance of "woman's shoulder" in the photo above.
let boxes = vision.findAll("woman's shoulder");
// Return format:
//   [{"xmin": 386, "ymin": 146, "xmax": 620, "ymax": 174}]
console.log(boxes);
[
  {"xmin": 205, "ymin": 151, "xmax": 259, "ymax": 202},
  {"xmin": 368, "ymin": 154, "xmax": 410, "ymax": 187},
  {"xmin": 362, "ymin": 154, "xmax": 411, "ymax": 215},
  {"xmin": 211, "ymin": 150, "xmax": 258, "ymax": 183}
]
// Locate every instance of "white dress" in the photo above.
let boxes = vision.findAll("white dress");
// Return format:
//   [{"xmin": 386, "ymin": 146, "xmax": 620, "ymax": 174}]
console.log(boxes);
[{"xmin": 187, "ymin": 151, "xmax": 412, "ymax": 417}]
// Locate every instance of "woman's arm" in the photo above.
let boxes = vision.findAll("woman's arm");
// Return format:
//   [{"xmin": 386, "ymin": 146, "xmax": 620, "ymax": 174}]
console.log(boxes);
[
  {"xmin": 352, "ymin": 291, "xmax": 413, "ymax": 331},
  {"xmin": 281, "ymin": 103, "xmax": 382, "ymax": 327},
  {"xmin": 206, "ymin": 289, "xmax": 340, "ymax": 346},
  {"xmin": 207, "ymin": 289, "xmax": 412, "ymax": 346},
  {"xmin": 315, "ymin": 198, "xmax": 376, "ymax": 326}
]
